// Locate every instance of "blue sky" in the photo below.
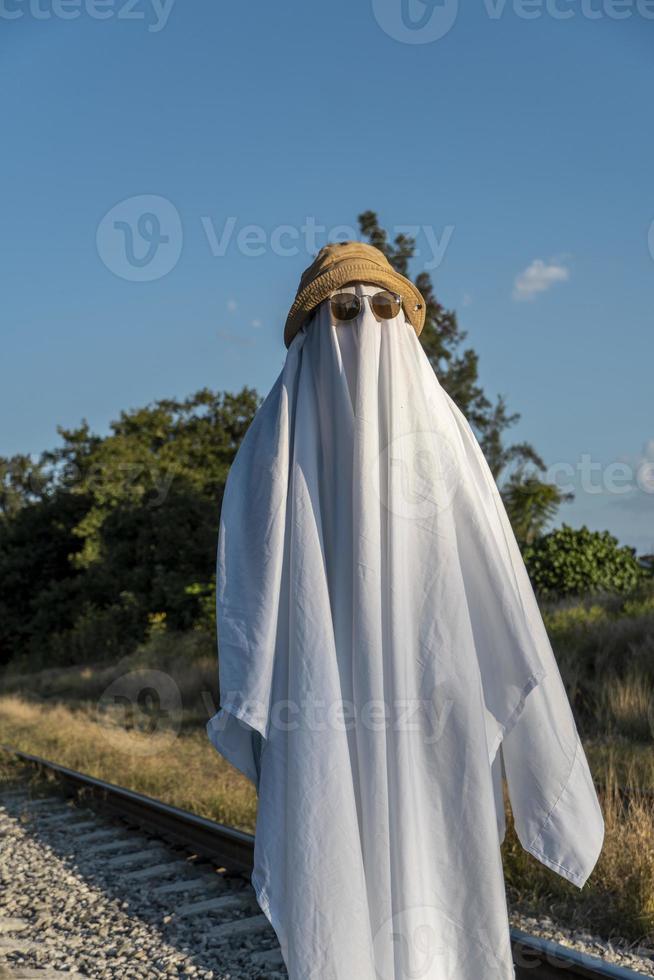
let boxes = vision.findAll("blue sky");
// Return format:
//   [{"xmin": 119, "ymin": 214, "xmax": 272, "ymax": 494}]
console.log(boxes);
[{"xmin": 1, "ymin": 0, "xmax": 653, "ymax": 553}]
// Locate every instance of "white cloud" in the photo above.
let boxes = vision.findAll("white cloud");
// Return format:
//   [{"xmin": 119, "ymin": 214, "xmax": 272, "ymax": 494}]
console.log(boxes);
[
  {"xmin": 512, "ymin": 258, "xmax": 570, "ymax": 302},
  {"xmin": 226, "ymin": 299, "xmax": 237, "ymax": 312},
  {"xmin": 251, "ymin": 318, "xmax": 262, "ymax": 328}
]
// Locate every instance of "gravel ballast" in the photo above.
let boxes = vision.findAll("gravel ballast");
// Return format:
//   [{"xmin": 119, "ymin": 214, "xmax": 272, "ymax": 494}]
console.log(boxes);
[
  {"xmin": 0, "ymin": 787, "xmax": 285, "ymax": 979},
  {"xmin": 1, "ymin": 779, "xmax": 653, "ymax": 978}
]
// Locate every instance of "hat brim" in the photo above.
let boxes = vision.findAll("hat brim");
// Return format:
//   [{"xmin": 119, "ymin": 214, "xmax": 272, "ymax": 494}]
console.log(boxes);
[{"xmin": 284, "ymin": 260, "xmax": 426, "ymax": 348}]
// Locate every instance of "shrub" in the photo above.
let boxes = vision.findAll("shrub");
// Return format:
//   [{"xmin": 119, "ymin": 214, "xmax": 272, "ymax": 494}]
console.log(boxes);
[
  {"xmin": 524, "ymin": 523, "xmax": 643, "ymax": 599},
  {"xmin": 32, "ymin": 592, "xmax": 144, "ymax": 670},
  {"xmin": 539, "ymin": 580, "xmax": 654, "ymax": 737}
]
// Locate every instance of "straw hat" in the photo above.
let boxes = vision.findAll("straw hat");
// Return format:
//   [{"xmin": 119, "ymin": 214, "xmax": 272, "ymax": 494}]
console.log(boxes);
[{"xmin": 284, "ymin": 241, "xmax": 426, "ymax": 348}]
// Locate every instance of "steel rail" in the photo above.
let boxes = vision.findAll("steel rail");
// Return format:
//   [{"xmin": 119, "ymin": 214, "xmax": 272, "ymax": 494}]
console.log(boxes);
[
  {"xmin": 1, "ymin": 745, "xmax": 253, "ymax": 874},
  {"xmin": 2, "ymin": 745, "xmax": 650, "ymax": 979}
]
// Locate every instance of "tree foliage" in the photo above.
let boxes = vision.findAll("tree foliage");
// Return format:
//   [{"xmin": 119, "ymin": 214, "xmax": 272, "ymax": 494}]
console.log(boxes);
[
  {"xmin": 0, "ymin": 388, "xmax": 259, "ymax": 669},
  {"xmin": 501, "ymin": 472, "xmax": 573, "ymax": 549},
  {"xmin": 523, "ymin": 524, "xmax": 644, "ymax": 598}
]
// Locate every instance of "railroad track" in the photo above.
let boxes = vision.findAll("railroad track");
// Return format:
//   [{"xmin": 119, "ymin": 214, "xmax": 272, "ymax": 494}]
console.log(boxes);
[{"xmin": 0, "ymin": 746, "xmax": 651, "ymax": 980}]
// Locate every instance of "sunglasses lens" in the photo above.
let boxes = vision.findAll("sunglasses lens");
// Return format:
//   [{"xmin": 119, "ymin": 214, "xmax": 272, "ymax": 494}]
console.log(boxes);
[
  {"xmin": 371, "ymin": 291, "xmax": 401, "ymax": 320},
  {"xmin": 330, "ymin": 293, "xmax": 361, "ymax": 321}
]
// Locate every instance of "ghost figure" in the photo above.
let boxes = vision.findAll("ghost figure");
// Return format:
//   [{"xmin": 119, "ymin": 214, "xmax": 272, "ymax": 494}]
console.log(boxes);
[{"xmin": 206, "ymin": 242, "xmax": 604, "ymax": 980}]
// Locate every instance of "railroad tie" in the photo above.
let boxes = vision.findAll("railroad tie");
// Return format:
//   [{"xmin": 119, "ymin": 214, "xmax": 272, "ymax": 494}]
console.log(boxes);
[
  {"xmin": 1, "ymin": 971, "xmax": 88, "ymax": 979},
  {"xmin": 206, "ymin": 913, "xmax": 273, "ymax": 942},
  {"xmin": 104, "ymin": 847, "xmax": 171, "ymax": 869},
  {"xmin": 0, "ymin": 918, "xmax": 46, "ymax": 957},
  {"xmin": 26, "ymin": 817, "xmax": 98, "ymax": 832},
  {"xmin": 151, "ymin": 874, "xmax": 225, "ymax": 896},
  {"xmin": 0, "ymin": 936, "xmax": 46, "ymax": 954},
  {"xmin": 66, "ymin": 828, "xmax": 126, "ymax": 844},
  {"xmin": 0, "ymin": 791, "xmax": 37, "ymax": 803},
  {"xmin": 92, "ymin": 836, "xmax": 151, "ymax": 855},
  {"xmin": 0, "ymin": 919, "xmax": 29, "ymax": 935},
  {"xmin": 174, "ymin": 892, "xmax": 256, "ymax": 919},
  {"xmin": 4, "ymin": 797, "xmax": 56, "ymax": 810},
  {"xmin": 123, "ymin": 860, "xmax": 196, "ymax": 882}
]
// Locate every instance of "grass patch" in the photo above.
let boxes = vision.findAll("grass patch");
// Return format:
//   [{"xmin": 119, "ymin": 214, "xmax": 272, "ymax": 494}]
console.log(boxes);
[
  {"xmin": 541, "ymin": 580, "xmax": 654, "ymax": 740},
  {"xmin": 1, "ymin": 578, "xmax": 653, "ymax": 944},
  {"xmin": 503, "ymin": 755, "xmax": 654, "ymax": 944},
  {"xmin": 0, "ymin": 629, "xmax": 220, "ymax": 730},
  {"xmin": 0, "ymin": 694, "xmax": 256, "ymax": 833}
]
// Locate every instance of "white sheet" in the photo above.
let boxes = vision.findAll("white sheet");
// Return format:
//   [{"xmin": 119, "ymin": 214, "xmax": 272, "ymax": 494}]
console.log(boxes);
[{"xmin": 207, "ymin": 283, "xmax": 604, "ymax": 979}]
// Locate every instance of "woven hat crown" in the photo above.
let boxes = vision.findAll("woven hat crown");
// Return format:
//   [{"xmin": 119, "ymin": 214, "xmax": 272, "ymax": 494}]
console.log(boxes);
[
  {"xmin": 298, "ymin": 241, "xmax": 394, "ymax": 288},
  {"xmin": 284, "ymin": 240, "xmax": 426, "ymax": 348}
]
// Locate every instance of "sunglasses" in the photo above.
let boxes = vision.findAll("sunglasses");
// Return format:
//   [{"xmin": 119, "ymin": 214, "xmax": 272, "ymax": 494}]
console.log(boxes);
[{"xmin": 329, "ymin": 289, "xmax": 403, "ymax": 323}]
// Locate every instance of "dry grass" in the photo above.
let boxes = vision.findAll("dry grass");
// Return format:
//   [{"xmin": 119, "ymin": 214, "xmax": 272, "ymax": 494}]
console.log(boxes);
[
  {"xmin": 585, "ymin": 738, "xmax": 654, "ymax": 793},
  {"xmin": 598, "ymin": 762, "xmax": 654, "ymax": 940},
  {"xmin": 2, "ymin": 692, "xmax": 653, "ymax": 944},
  {"xmin": 503, "ymin": 753, "xmax": 654, "ymax": 945},
  {"xmin": 0, "ymin": 630, "xmax": 220, "ymax": 730},
  {"xmin": 596, "ymin": 668, "xmax": 654, "ymax": 742},
  {"xmin": 500, "ymin": 583, "xmax": 654, "ymax": 943},
  {"xmin": 1, "ymin": 581, "xmax": 653, "ymax": 943},
  {"xmin": 0, "ymin": 694, "xmax": 257, "ymax": 833},
  {"xmin": 540, "ymin": 582, "xmax": 654, "ymax": 744}
]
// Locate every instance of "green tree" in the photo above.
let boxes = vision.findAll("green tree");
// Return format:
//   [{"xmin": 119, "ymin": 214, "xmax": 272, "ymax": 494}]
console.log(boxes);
[
  {"xmin": 0, "ymin": 454, "xmax": 51, "ymax": 519},
  {"xmin": 501, "ymin": 472, "xmax": 573, "ymax": 548},
  {"xmin": 0, "ymin": 488, "xmax": 88, "ymax": 665},
  {"xmin": 523, "ymin": 523, "xmax": 643, "ymax": 598},
  {"xmin": 0, "ymin": 387, "xmax": 259, "ymax": 668}
]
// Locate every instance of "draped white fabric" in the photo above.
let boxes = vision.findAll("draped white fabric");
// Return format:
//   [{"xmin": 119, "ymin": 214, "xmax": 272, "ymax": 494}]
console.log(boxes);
[{"xmin": 206, "ymin": 284, "xmax": 604, "ymax": 980}]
